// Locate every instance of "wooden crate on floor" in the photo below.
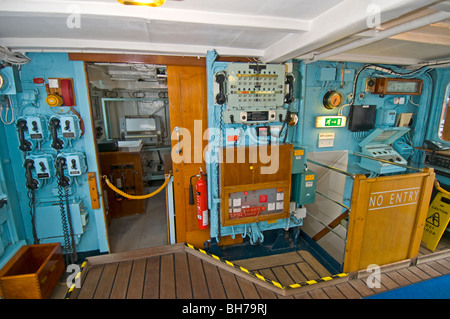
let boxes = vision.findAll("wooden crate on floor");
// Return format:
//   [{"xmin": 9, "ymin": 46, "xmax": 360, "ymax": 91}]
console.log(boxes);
[{"xmin": 0, "ymin": 243, "xmax": 65, "ymax": 299}]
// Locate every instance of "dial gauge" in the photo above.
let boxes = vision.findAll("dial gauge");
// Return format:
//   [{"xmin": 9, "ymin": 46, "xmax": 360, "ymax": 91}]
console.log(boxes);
[{"xmin": 323, "ymin": 90, "xmax": 343, "ymax": 109}]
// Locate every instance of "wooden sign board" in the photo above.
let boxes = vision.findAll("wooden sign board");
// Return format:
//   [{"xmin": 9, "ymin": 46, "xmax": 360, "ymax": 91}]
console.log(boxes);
[
  {"xmin": 421, "ymin": 192, "xmax": 450, "ymax": 252},
  {"xmin": 344, "ymin": 168, "xmax": 435, "ymax": 273}
]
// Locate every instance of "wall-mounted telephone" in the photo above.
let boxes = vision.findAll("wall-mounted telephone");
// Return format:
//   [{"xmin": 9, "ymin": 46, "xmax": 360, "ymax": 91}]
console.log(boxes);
[
  {"xmin": 55, "ymin": 156, "xmax": 70, "ymax": 187},
  {"xmin": 25, "ymin": 116, "xmax": 47, "ymax": 141},
  {"xmin": 215, "ymin": 71, "xmax": 226, "ymax": 105},
  {"xmin": 64, "ymin": 152, "xmax": 87, "ymax": 176},
  {"xmin": 284, "ymin": 73, "xmax": 295, "ymax": 104},
  {"xmin": 49, "ymin": 116, "xmax": 64, "ymax": 150},
  {"xmin": 16, "ymin": 118, "xmax": 32, "ymax": 152},
  {"xmin": 24, "ymin": 159, "xmax": 39, "ymax": 190},
  {"xmin": 60, "ymin": 115, "xmax": 80, "ymax": 139}
]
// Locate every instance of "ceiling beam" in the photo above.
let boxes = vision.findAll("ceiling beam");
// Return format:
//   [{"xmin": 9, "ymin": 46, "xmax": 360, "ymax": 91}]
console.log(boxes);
[
  {"xmin": 0, "ymin": 37, "xmax": 264, "ymax": 58},
  {"xmin": 262, "ymin": 0, "xmax": 443, "ymax": 63},
  {"xmin": 0, "ymin": 0, "xmax": 310, "ymax": 34},
  {"xmin": 308, "ymin": 10, "xmax": 450, "ymax": 63}
]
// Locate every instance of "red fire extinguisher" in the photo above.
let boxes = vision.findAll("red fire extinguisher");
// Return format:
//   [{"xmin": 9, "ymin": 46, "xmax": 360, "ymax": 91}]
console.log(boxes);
[{"xmin": 189, "ymin": 168, "xmax": 209, "ymax": 230}]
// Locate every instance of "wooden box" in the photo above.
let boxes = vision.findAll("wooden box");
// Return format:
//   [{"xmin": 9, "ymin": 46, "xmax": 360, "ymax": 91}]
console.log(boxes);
[{"xmin": 0, "ymin": 243, "xmax": 65, "ymax": 299}]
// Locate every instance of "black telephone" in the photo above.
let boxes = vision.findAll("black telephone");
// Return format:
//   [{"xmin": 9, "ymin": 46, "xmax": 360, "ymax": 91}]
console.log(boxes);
[
  {"xmin": 284, "ymin": 74, "xmax": 295, "ymax": 104},
  {"xmin": 424, "ymin": 140, "xmax": 450, "ymax": 151},
  {"xmin": 24, "ymin": 159, "xmax": 39, "ymax": 190},
  {"xmin": 16, "ymin": 119, "xmax": 32, "ymax": 152},
  {"xmin": 215, "ymin": 72, "xmax": 226, "ymax": 105},
  {"xmin": 55, "ymin": 156, "xmax": 70, "ymax": 187},
  {"xmin": 49, "ymin": 117, "xmax": 64, "ymax": 150}
]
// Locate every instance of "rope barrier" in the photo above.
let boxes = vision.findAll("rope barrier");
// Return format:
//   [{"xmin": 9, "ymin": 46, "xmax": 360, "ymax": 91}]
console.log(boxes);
[{"xmin": 102, "ymin": 173, "xmax": 172, "ymax": 200}]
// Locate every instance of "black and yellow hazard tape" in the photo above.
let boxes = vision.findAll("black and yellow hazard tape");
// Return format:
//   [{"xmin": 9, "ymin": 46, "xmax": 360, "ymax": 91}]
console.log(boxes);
[
  {"xmin": 287, "ymin": 273, "xmax": 348, "ymax": 289},
  {"xmin": 185, "ymin": 243, "xmax": 348, "ymax": 290},
  {"xmin": 64, "ymin": 261, "xmax": 87, "ymax": 299},
  {"xmin": 186, "ymin": 243, "xmax": 285, "ymax": 289}
]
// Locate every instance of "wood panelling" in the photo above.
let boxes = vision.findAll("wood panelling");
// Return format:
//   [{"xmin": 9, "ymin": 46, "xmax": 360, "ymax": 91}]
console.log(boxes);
[
  {"xmin": 344, "ymin": 168, "xmax": 435, "ymax": 272},
  {"xmin": 167, "ymin": 65, "xmax": 209, "ymax": 248}
]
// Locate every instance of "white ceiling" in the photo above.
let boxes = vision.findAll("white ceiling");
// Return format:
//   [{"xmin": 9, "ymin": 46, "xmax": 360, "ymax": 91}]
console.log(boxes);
[{"xmin": 0, "ymin": 0, "xmax": 449, "ymax": 65}]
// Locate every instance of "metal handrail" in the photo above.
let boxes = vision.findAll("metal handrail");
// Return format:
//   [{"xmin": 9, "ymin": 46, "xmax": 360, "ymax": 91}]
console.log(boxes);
[{"xmin": 306, "ymin": 159, "xmax": 356, "ymax": 179}]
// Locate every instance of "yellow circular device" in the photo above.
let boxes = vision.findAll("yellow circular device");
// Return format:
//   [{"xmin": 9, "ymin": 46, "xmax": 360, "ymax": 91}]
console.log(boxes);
[
  {"xmin": 323, "ymin": 90, "xmax": 343, "ymax": 109},
  {"xmin": 288, "ymin": 113, "xmax": 299, "ymax": 126},
  {"xmin": 46, "ymin": 94, "xmax": 63, "ymax": 107},
  {"xmin": 0, "ymin": 74, "xmax": 4, "ymax": 90}
]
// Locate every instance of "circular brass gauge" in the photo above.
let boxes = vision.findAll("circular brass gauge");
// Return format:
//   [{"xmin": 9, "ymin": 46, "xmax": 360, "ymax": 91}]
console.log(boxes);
[
  {"xmin": 0, "ymin": 74, "xmax": 4, "ymax": 90},
  {"xmin": 323, "ymin": 90, "xmax": 343, "ymax": 109}
]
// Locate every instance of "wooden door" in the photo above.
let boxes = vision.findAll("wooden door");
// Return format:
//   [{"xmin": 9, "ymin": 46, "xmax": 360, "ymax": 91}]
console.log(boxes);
[{"xmin": 167, "ymin": 65, "xmax": 210, "ymax": 248}]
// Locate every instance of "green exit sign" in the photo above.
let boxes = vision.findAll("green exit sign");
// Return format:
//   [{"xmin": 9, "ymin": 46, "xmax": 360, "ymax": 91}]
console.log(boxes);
[
  {"xmin": 325, "ymin": 118, "xmax": 342, "ymax": 126},
  {"xmin": 315, "ymin": 116, "xmax": 347, "ymax": 128}
]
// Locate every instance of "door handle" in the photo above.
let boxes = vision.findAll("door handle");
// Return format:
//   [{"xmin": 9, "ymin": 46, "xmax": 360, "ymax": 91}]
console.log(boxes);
[{"xmin": 174, "ymin": 126, "xmax": 182, "ymax": 155}]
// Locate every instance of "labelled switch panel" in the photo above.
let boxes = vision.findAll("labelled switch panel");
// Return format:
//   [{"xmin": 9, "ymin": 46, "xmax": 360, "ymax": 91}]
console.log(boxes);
[
  {"xmin": 226, "ymin": 187, "xmax": 287, "ymax": 224},
  {"xmin": 217, "ymin": 63, "xmax": 289, "ymax": 124},
  {"xmin": 226, "ymin": 63, "xmax": 286, "ymax": 108}
]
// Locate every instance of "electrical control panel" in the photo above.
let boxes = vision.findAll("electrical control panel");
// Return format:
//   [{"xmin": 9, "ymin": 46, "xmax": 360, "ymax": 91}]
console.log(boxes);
[
  {"xmin": 359, "ymin": 127, "xmax": 410, "ymax": 174},
  {"xmin": 219, "ymin": 144, "xmax": 293, "ymax": 227},
  {"xmin": 216, "ymin": 63, "xmax": 291, "ymax": 124},
  {"xmin": 291, "ymin": 170, "xmax": 317, "ymax": 205},
  {"xmin": 227, "ymin": 188, "xmax": 286, "ymax": 221},
  {"xmin": 35, "ymin": 200, "xmax": 88, "ymax": 244}
]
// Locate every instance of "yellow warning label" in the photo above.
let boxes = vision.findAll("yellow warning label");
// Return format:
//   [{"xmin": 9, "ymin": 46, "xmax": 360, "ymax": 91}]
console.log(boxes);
[
  {"xmin": 294, "ymin": 149, "xmax": 304, "ymax": 156},
  {"xmin": 305, "ymin": 174, "xmax": 315, "ymax": 181},
  {"xmin": 421, "ymin": 192, "xmax": 450, "ymax": 251}
]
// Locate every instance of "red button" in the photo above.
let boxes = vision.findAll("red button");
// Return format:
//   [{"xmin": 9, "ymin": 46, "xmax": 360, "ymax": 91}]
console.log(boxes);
[{"xmin": 259, "ymin": 195, "xmax": 267, "ymax": 203}]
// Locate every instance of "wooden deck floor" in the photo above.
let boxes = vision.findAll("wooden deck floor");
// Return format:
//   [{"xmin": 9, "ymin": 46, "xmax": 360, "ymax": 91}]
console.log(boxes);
[{"xmin": 67, "ymin": 240, "xmax": 450, "ymax": 299}]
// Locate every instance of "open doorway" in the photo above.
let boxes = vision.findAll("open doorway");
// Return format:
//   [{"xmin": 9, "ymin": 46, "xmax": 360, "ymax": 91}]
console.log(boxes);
[{"xmin": 85, "ymin": 62, "xmax": 171, "ymax": 253}]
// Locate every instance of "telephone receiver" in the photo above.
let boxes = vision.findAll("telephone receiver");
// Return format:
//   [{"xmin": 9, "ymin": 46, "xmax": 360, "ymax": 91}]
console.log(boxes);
[
  {"xmin": 424, "ymin": 140, "xmax": 450, "ymax": 151},
  {"xmin": 215, "ymin": 72, "xmax": 226, "ymax": 105},
  {"xmin": 55, "ymin": 157, "xmax": 70, "ymax": 187},
  {"xmin": 49, "ymin": 117, "xmax": 64, "ymax": 150},
  {"xmin": 24, "ymin": 159, "xmax": 39, "ymax": 190},
  {"xmin": 284, "ymin": 74, "xmax": 295, "ymax": 104},
  {"xmin": 16, "ymin": 119, "xmax": 32, "ymax": 152}
]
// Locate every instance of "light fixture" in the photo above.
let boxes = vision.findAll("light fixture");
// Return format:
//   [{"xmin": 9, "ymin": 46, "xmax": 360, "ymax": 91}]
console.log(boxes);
[
  {"xmin": 117, "ymin": 0, "xmax": 165, "ymax": 7},
  {"xmin": 315, "ymin": 116, "xmax": 347, "ymax": 128}
]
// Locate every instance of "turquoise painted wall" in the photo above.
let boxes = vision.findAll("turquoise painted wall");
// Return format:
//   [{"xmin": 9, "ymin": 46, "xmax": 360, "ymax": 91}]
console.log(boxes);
[{"xmin": 0, "ymin": 53, "xmax": 108, "ymax": 267}]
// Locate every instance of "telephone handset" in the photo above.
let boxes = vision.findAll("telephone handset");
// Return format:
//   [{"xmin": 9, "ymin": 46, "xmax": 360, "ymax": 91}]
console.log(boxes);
[
  {"xmin": 24, "ymin": 159, "xmax": 39, "ymax": 190},
  {"xmin": 16, "ymin": 119, "xmax": 32, "ymax": 152},
  {"xmin": 55, "ymin": 157, "xmax": 70, "ymax": 187},
  {"xmin": 49, "ymin": 117, "xmax": 64, "ymax": 150},
  {"xmin": 284, "ymin": 74, "xmax": 295, "ymax": 104},
  {"xmin": 215, "ymin": 72, "xmax": 226, "ymax": 105}
]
